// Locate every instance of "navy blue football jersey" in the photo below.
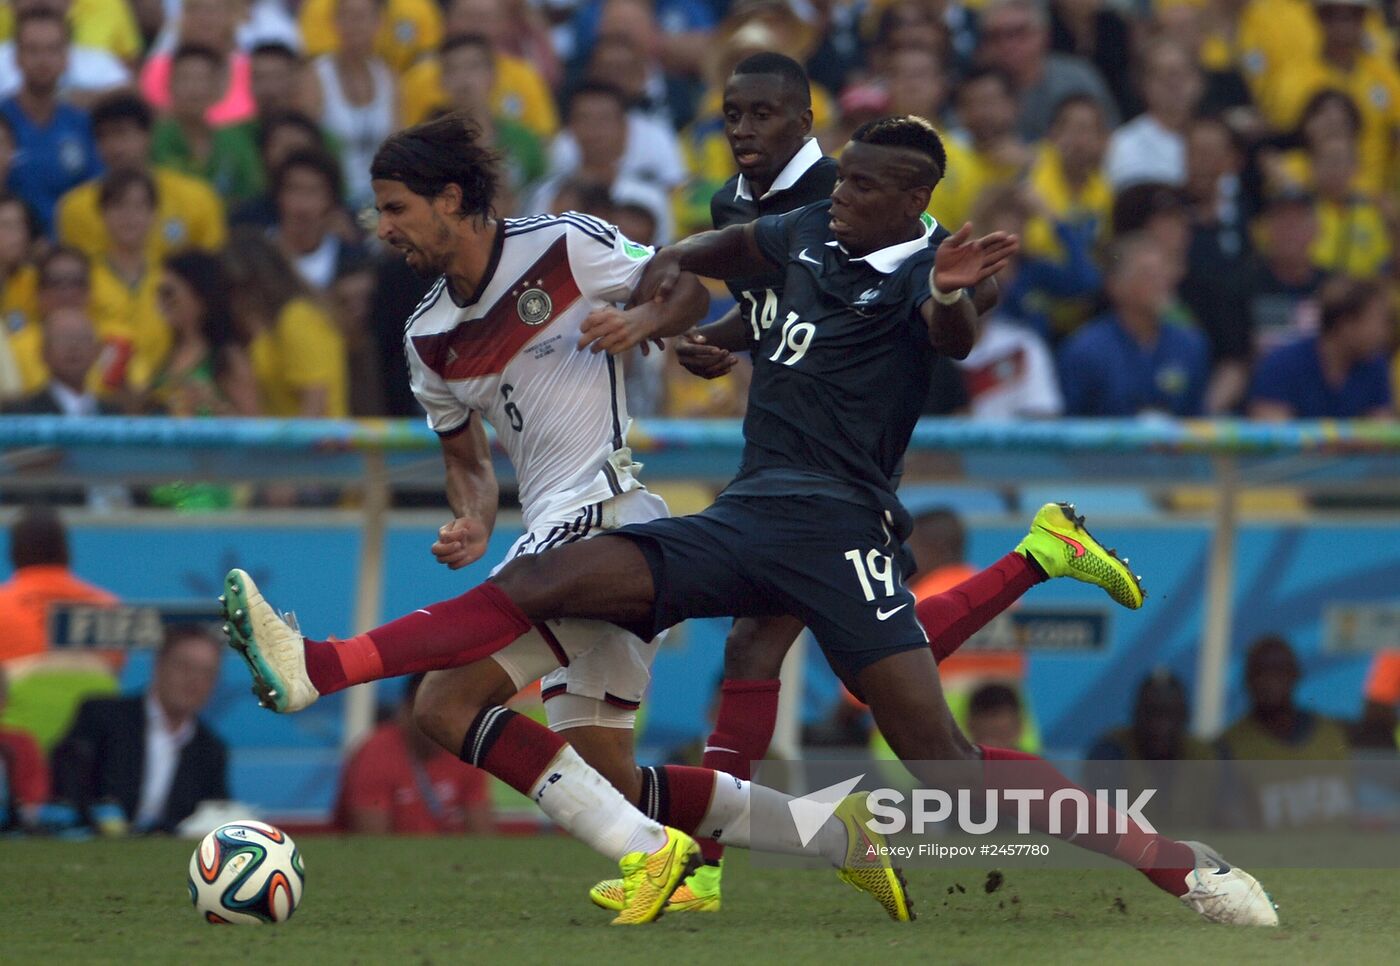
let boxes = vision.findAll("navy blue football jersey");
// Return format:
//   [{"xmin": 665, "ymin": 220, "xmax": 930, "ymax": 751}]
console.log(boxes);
[
  {"xmin": 710, "ymin": 149, "xmax": 838, "ymax": 348},
  {"xmin": 723, "ymin": 199, "xmax": 952, "ymax": 533}
]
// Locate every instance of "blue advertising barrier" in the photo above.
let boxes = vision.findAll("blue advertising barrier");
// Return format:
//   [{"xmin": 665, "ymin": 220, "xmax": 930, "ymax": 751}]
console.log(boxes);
[{"xmin": 3, "ymin": 416, "xmax": 1398, "ymax": 817}]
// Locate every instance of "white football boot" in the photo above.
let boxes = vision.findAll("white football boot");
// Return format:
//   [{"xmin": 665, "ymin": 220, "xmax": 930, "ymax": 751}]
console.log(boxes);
[
  {"xmin": 220, "ymin": 568, "xmax": 320, "ymax": 713},
  {"xmin": 1179, "ymin": 840, "xmax": 1278, "ymax": 926}
]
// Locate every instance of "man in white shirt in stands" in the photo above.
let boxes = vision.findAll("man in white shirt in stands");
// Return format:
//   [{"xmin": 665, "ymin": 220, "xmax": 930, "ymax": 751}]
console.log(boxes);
[{"xmin": 1106, "ymin": 38, "xmax": 1203, "ymax": 190}]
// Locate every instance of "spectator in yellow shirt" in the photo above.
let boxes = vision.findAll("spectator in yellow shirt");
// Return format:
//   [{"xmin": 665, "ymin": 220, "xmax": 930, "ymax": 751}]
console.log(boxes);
[
  {"xmin": 1268, "ymin": 88, "xmax": 1364, "ymax": 194},
  {"xmin": 399, "ymin": 0, "xmax": 558, "ymax": 138},
  {"xmin": 879, "ymin": 45, "xmax": 985, "ymax": 234},
  {"xmin": 1024, "ymin": 94, "xmax": 1113, "ymax": 335},
  {"xmin": 224, "ymin": 228, "xmax": 348, "ymax": 418},
  {"xmin": 952, "ymin": 67, "xmax": 1032, "ymax": 190},
  {"xmin": 1263, "ymin": 0, "xmax": 1400, "ymax": 196},
  {"xmin": 88, "ymin": 169, "xmax": 168, "ymax": 394},
  {"xmin": 56, "ymin": 92, "xmax": 227, "ymax": 266},
  {"xmin": 1308, "ymin": 134, "xmax": 1391, "ymax": 279},
  {"xmin": 1238, "ymin": 0, "xmax": 1392, "ymax": 121},
  {"xmin": 299, "ymin": 0, "xmax": 443, "ymax": 75},
  {"xmin": 0, "ymin": 190, "xmax": 41, "ymax": 400}
]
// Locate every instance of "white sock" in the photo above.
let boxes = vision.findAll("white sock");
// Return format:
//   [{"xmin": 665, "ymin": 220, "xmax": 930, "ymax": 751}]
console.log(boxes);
[
  {"xmin": 528, "ymin": 745, "xmax": 667, "ymax": 860},
  {"xmin": 708, "ymin": 775, "xmax": 848, "ymax": 865}
]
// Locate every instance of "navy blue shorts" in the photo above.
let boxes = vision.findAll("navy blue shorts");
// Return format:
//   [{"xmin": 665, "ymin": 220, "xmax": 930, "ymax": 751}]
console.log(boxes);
[{"xmin": 608, "ymin": 492, "xmax": 928, "ymax": 679}]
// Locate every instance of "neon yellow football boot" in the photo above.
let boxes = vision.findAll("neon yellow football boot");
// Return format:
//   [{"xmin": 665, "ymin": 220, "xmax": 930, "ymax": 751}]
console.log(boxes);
[
  {"xmin": 609, "ymin": 827, "xmax": 701, "ymax": 925},
  {"xmin": 1015, "ymin": 502, "xmax": 1145, "ymax": 609},
  {"xmin": 833, "ymin": 792, "xmax": 914, "ymax": 922},
  {"xmin": 590, "ymin": 861, "xmax": 723, "ymax": 914}
]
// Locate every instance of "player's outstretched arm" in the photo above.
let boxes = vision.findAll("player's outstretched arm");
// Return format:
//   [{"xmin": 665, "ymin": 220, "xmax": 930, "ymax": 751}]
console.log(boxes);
[
  {"xmin": 632, "ymin": 223, "xmax": 773, "ymax": 303},
  {"xmin": 578, "ymin": 271, "xmax": 709, "ymax": 355},
  {"xmin": 922, "ymin": 223, "xmax": 1019, "ymax": 359},
  {"xmin": 433, "ymin": 412, "xmax": 497, "ymax": 570}
]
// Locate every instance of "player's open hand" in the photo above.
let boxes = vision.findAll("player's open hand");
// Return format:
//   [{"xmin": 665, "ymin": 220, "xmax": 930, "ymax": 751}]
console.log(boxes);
[
  {"xmin": 972, "ymin": 231, "xmax": 1019, "ymax": 282},
  {"xmin": 431, "ymin": 516, "xmax": 489, "ymax": 570},
  {"xmin": 578, "ymin": 305, "xmax": 652, "ymax": 355},
  {"xmin": 675, "ymin": 330, "xmax": 737, "ymax": 379},
  {"xmin": 933, "ymin": 223, "xmax": 1020, "ymax": 294}
]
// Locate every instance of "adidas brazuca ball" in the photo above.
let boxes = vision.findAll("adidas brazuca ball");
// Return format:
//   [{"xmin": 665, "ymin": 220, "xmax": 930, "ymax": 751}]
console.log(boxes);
[{"xmin": 188, "ymin": 820, "xmax": 305, "ymax": 924}]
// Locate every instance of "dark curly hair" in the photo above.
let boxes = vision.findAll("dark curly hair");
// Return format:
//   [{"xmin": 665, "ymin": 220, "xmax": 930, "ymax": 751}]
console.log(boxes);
[
  {"xmin": 164, "ymin": 249, "xmax": 243, "ymax": 380},
  {"xmin": 369, "ymin": 112, "xmax": 500, "ymax": 219}
]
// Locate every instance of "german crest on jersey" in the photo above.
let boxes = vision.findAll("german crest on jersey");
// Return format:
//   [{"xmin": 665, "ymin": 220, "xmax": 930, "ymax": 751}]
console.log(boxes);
[{"xmin": 517, "ymin": 287, "xmax": 552, "ymax": 325}]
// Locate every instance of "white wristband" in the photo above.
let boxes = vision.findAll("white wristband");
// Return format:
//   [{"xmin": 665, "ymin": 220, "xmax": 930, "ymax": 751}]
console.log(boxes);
[{"xmin": 927, "ymin": 269, "xmax": 964, "ymax": 305}]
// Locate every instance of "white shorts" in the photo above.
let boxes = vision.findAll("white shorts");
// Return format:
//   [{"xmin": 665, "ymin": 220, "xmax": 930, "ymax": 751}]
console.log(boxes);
[{"xmin": 489, "ymin": 487, "xmax": 668, "ymax": 732}]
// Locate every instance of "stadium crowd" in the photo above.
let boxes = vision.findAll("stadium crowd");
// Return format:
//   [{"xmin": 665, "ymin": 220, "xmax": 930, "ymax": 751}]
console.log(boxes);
[{"xmin": 0, "ymin": 0, "xmax": 1397, "ymax": 433}]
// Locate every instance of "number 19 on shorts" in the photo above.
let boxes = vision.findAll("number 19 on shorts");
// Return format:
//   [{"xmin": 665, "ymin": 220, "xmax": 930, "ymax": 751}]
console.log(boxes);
[{"xmin": 844, "ymin": 548, "xmax": 895, "ymax": 601}]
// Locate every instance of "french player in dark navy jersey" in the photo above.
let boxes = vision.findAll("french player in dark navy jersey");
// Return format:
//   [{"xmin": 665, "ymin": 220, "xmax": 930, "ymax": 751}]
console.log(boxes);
[{"xmin": 571, "ymin": 114, "xmax": 1271, "ymax": 926}]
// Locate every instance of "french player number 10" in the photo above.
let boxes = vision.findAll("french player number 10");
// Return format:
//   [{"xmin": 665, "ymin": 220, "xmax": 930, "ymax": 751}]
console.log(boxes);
[
  {"xmin": 844, "ymin": 548, "xmax": 896, "ymax": 601},
  {"xmin": 769, "ymin": 312, "xmax": 815, "ymax": 367}
]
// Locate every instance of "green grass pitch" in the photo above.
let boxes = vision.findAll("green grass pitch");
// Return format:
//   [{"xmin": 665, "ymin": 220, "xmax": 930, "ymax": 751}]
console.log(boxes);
[{"xmin": 4, "ymin": 836, "xmax": 1397, "ymax": 964}]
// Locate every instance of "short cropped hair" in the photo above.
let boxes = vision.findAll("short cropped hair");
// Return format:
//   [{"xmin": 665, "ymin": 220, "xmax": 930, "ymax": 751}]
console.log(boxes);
[
  {"xmin": 90, "ymin": 91, "xmax": 154, "ymax": 134},
  {"xmin": 850, "ymin": 114, "xmax": 948, "ymax": 186},
  {"xmin": 369, "ymin": 113, "xmax": 501, "ymax": 218},
  {"xmin": 441, "ymin": 33, "xmax": 494, "ymax": 60},
  {"xmin": 11, "ymin": 505, "xmax": 68, "ymax": 569},
  {"xmin": 566, "ymin": 80, "xmax": 628, "ymax": 116},
  {"xmin": 172, "ymin": 43, "xmax": 224, "ymax": 71},
  {"xmin": 98, "ymin": 167, "xmax": 156, "ymax": 208},
  {"xmin": 956, "ymin": 65, "xmax": 1016, "ymax": 101},
  {"xmin": 969, "ymin": 683, "xmax": 1021, "ymax": 718},
  {"xmin": 250, "ymin": 41, "xmax": 299, "ymax": 63},
  {"xmin": 1050, "ymin": 92, "xmax": 1105, "ymax": 127},
  {"xmin": 257, "ymin": 110, "xmax": 323, "ymax": 158},
  {"xmin": 732, "ymin": 52, "xmax": 811, "ymax": 109},
  {"xmin": 15, "ymin": 9, "xmax": 70, "ymax": 45},
  {"xmin": 38, "ymin": 245, "xmax": 90, "ymax": 287},
  {"xmin": 158, "ymin": 623, "xmax": 220, "ymax": 662},
  {"xmin": 273, "ymin": 146, "xmax": 345, "ymax": 206},
  {"xmin": 1111, "ymin": 182, "xmax": 1187, "ymax": 237}
]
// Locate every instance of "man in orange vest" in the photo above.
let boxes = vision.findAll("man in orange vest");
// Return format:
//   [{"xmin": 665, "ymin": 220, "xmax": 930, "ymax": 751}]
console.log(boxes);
[{"xmin": 0, "ymin": 505, "xmax": 118, "ymax": 663}]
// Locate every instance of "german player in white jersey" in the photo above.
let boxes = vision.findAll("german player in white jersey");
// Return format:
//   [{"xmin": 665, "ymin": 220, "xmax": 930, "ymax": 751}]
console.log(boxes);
[
  {"xmin": 404, "ymin": 193, "xmax": 676, "ymax": 743},
  {"xmin": 302, "ymin": 112, "xmax": 711, "ymax": 923}
]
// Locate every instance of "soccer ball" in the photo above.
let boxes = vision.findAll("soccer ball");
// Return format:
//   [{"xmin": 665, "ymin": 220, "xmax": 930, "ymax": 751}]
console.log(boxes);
[{"xmin": 188, "ymin": 820, "xmax": 305, "ymax": 924}]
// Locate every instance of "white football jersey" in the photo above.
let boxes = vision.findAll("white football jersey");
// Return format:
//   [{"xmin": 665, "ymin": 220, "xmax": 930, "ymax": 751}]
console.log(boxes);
[{"xmin": 404, "ymin": 213, "xmax": 655, "ymax": 530}]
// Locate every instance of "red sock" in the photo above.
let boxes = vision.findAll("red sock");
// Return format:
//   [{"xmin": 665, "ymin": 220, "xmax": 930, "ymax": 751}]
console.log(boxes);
[
  {"xmin": 302, "ymin": 582, "xmax": 533, "ymax": 694},
  {"xmin": 979, "ymin": 746, "xmax": 1195, "ymax": 897},
  {"xmin": 640, "ymin": 765, "xmax": 718, "ymax": 836},
  {"xmin": 919, "ymin": 553, "xmax": 1044, "ymax": 664},
  {"xmin": 697, "ymin": 679, "xmax": 780, "ymax": 863},
  {"xmin": 459, "ymin": 706, "xmax": 566, "ymax": 795}
]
